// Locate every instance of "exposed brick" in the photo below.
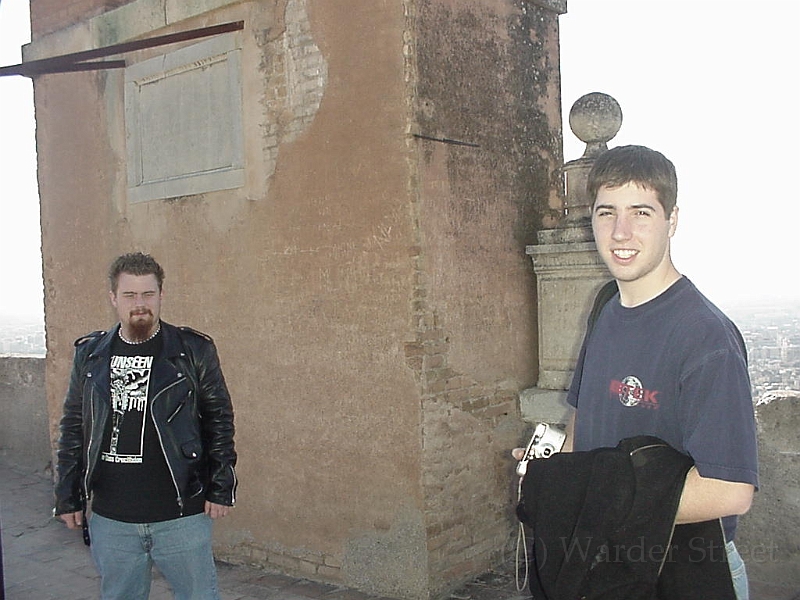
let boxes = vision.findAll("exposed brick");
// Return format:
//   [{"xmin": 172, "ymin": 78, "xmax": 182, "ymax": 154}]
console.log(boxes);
[
  {"xmin": 268, "ymin": 551, "xmax": 304, "ymax": 573},
  {"xmin": 422, "ymin": 354, "xmax": 444, "ymax": 370},
  {"xmin": 443, "ymin": 388, "xmax": 473, "ymax": 404},
  {"xmin": 461, "ymin": 536, "xmax": 503, "ymax": 561},
  {"xmin": 427, "ymin": 532, "xmax": 451, "ymax": 552},
  {"xmin": 250, "ymin": 546, "xmax": 268, "ymax": 564},
  {"xmin": 463, "ymin": 396, "xmax": 489, "ymax": 411},
  {"xmin": 405, "ymin": 356, "xmax": 423, "ymax": 371},
  {"xmin": 403, "ymin": 342, "xmax": 425, "ymax": 357},
  {"xmin": 294, "ymin": 559, "xmax": 322, "ymax": 578},
  {"xmin": 424, "ymin": 341, "xmax": 449, "ymax": 355},
  {"xmin": 418, "ymin": 329, "xmax": 445, "ymax": 343},
  {"xmin": 427, "ymin": 367, "xmax": 457, "ymax": 383},
  {"xmin": 317, "ymin": 564, "xmax": 341, "ymax": 579},
  {"xmin": 426, "ymin": 522, "xmax": 443, "ymax": 537},
  {"xmin": 475, "ymin": 400, "xmax": 515, "ymax": 419},
  {"xmin": 425, "ymin": 379, "xmax": 447, "ymax": 395},
  {"xmin": 449, "ymin": 377, "xmax": 476, "ymax": 392},
  {"xmin": 322, "ymin": 554, "xmax": 342, "ymax": 569},
  {"xmin": 414, "ymin": 314, "xmax": 436, "ymax": 330},
  {"xmin": 294, "ymin": 549, "xmax": 325, "ymax": 565},
  {"xmin": 493, "ymin": 390, "xmax": 518, "ymax": 404}
]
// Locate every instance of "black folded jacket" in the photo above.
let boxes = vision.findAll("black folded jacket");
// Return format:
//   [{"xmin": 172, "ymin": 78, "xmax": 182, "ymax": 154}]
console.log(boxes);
[{"xmin": 517, "ymin": 436, "xmax": 736, "ymax": 600}]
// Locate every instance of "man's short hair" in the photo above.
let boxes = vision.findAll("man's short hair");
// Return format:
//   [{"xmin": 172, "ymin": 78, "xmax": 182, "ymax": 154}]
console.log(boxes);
[
  {"xmin": 108, "ymin": 252, "xmax": 165, "ymax": 292},
  {"xmin": 587, "ymin": 145, "xmax": 678, "ymax": 217}
]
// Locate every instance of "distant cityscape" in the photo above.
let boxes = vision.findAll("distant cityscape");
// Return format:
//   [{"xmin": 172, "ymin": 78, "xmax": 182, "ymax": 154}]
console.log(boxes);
[
  {"xmin": 0, "ymin": 316, "xmax": 45, "ymax": 356},
  {"xmin": 2, "ymin": 301, "xmax": 800, "ymax": 404},
  {"xmin": 726, "ymin": 300, "xmax": 800, "ymax": 404}
]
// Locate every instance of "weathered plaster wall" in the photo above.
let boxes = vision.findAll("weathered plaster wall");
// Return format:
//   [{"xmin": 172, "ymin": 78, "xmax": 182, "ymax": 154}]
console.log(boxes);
[
  {"xmin": 219, "ymin": 2, "xmax": 428, "ymax": 593},
  {"xmin": 30, "ymin": 0, "xmax": 130, "ymax": 38},
  {"xmin": 34, "ymin": 66, "xmax": 122, "ymax": 455},
  {"xmin": 26, "ymin": 0, "xmax": 563, "ymax": 597},
  {"xmin": 31, "ymin": 0, "xmax": 424, "ymax": 592},
  {"xmin": 410, "ymin": 0, "xmax": 563, "ymax": 587}
]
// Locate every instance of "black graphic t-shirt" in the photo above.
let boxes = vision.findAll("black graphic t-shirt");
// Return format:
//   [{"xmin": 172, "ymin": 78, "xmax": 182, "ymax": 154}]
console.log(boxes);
[{"xmin": 91, "ymin": 329, "xmax": 203, "ymax": 522}]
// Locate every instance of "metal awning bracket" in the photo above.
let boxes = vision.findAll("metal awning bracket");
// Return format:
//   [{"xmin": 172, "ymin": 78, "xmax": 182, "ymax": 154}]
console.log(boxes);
[{"xmin": 0, "ymin": 20, "xmax": 244, "ymax": 78}]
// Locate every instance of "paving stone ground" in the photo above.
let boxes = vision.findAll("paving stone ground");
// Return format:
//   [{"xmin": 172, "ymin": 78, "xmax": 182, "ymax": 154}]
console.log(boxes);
[{"xmin": 1, "ymin": 461, "xmax": 796, "ymax": 600}]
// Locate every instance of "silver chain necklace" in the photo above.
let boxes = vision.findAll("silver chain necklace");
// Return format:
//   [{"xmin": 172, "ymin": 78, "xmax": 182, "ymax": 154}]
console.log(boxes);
[{"xmin": 118, "ymin": 323, "xmax": 161, "ymax": 345}]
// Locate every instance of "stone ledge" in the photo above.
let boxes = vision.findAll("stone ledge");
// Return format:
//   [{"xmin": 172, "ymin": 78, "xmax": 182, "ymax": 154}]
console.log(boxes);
[{"xmin": 518, "ymin": 387, "xmax": 571, "ymax": 426}]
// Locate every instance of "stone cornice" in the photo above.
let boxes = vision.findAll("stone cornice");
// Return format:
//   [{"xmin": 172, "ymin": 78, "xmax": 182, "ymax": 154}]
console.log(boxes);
[
  {"xmin": 524, "ymin": 0, "xmax": 568, "ymax": 15},
  {"xmin": 24, "ymin": 0, "xmax": 241, "ymax": 61}
]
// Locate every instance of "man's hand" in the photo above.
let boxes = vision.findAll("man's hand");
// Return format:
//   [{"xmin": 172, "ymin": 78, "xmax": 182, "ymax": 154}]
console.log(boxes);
[
  {"xmin": 511, "ymin": 412, "xmax": 576, "ymax": 462},
  {"xmin": 205, "ymin": 501, "xmax": 232, "ymax": 519},
  {"xmin": 58, "ymin": 511, "xmax": 83, "ymax": 529}
]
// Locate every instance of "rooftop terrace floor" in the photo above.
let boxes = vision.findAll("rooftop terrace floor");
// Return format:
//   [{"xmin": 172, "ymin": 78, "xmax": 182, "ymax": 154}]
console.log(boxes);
[{"xmin": 1, "ymin": 461, "xmax": 796, "ymax": 600}]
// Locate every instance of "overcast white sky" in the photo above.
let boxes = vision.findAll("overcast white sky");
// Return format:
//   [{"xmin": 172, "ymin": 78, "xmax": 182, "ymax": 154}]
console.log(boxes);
[
  {"xmin": 1, "ymin": 0, "xmax": 799, "ymax": 321},
  {"xmin": 560, "ymin": 0, "xmax": 800, "ymax": 308},
  {"xmin": 0, "ymin": 1, "xmax": 40, "ymax": 320}
]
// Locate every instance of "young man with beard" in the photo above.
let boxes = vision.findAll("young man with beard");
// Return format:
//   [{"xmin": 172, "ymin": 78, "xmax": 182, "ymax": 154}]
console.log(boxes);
[
  {"xmin": 54, "ymin": 252, "xmax": 237, "ymax": 600},
  {"xmin": 516, "ymin": 146, "xmax": 758, "ymax": 598}
]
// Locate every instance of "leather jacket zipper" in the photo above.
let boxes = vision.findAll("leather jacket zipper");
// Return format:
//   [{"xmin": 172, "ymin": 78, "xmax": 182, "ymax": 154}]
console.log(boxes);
[
  {"xmin": 228, "ymin": 465, "xmax": 238, "ymax": 506},
  {"xmin": 629, "ymin": 443, "xmax": 668, "ymax": 456},
  {"xmin": 167, "ymin": 399, "xmax": 185, "ymax": 423},
  {"xmin": 150, "ymin": 378, "xmax": 188, "ymax": 514},
  {"xmin": 659, "ymin": 514, "xmax": 678, "ymax": 577},
  {"xmin": 83, "ymin": 383, "xmax": 96, "ymax": 504}
]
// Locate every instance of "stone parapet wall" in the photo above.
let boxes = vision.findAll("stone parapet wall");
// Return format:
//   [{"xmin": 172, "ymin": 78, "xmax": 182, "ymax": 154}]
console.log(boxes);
[
  {"xmin": 0, "ymin": 356, "xmax": 51, "ymax": 472},
  {"xmin": 737, "ymin": 395, "xmax": 800, "ymax": 588}
]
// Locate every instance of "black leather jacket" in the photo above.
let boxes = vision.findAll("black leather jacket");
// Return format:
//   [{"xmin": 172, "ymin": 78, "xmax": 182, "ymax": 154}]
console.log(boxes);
[{"xmin": 54, "ymin": 321, "xmax": 237, "ymax": 516}]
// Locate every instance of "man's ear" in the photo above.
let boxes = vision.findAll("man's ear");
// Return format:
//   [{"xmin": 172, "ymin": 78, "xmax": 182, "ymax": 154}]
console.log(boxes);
[
  {"xmin": 109, "ymin": 290, "xmax": 118, "ymax": 308},
  {"xmin": 668, "ymin": 206, "xmax": 679, "ymax": 237}
]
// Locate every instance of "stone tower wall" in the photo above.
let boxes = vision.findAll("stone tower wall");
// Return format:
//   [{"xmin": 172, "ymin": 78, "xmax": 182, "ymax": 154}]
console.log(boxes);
[{"xmin": 24, "ymin": 0, "xmax": 565, "ymax": 597}]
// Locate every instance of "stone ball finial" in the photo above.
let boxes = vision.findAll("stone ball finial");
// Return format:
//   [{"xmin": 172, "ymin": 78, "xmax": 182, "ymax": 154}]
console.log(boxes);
[{"xmin": 568, "ymin": 92, "xmax": 622, "ymax": 158}]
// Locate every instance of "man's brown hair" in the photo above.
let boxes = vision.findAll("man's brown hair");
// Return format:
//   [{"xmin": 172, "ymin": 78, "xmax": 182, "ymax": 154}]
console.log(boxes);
[
  {"xmin": 587, "ymin": 145, "xmax": 678, "ymax": 217},
  {"xmin": 108, "ymin": 252, "xmax": 165, "ymax": 292}
]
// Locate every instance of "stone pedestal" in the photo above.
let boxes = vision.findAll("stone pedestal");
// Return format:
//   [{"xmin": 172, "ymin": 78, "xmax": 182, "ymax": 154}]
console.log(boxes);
[
  {"xmin": 518, "ymin": 387, "xmax": 570, "ymax": 425},
  {"xmin": 521, "ymin": 233, "xmax": 609, "ymax": 425},
  {"xmin": 527, "ymin": 234, "xmax": 610, "ymax": 390},
  {"xmin": 521, "ymin": 92, "xmax": 620, "ymax": 425}
]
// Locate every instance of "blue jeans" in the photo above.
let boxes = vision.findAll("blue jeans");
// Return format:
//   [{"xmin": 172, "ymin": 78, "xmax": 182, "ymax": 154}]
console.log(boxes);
[
  {"xmin": 89, "ymin": 512, "xmax": 220, "ymax": 600},
  {"xmin": 727, "ymin": 540, "xmax": 749, "ymax": 600}
]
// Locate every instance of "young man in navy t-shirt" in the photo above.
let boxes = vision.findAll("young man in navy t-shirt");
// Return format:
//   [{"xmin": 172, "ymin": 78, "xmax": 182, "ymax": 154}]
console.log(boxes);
[{"xmin": 518, "ymin": 145, "xmax": 758, "ymax": 599}]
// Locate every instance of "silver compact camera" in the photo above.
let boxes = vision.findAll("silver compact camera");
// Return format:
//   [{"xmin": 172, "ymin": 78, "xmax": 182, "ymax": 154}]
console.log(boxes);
[{"xmin": 516, "ymin": 423, "xmax": 566, "ymax": 476}]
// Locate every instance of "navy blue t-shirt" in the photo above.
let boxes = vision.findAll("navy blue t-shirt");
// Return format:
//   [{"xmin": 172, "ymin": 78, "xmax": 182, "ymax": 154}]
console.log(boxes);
[{"xmin": 567, "ymin": 277, "xmax": 758, "ymax": 540}]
